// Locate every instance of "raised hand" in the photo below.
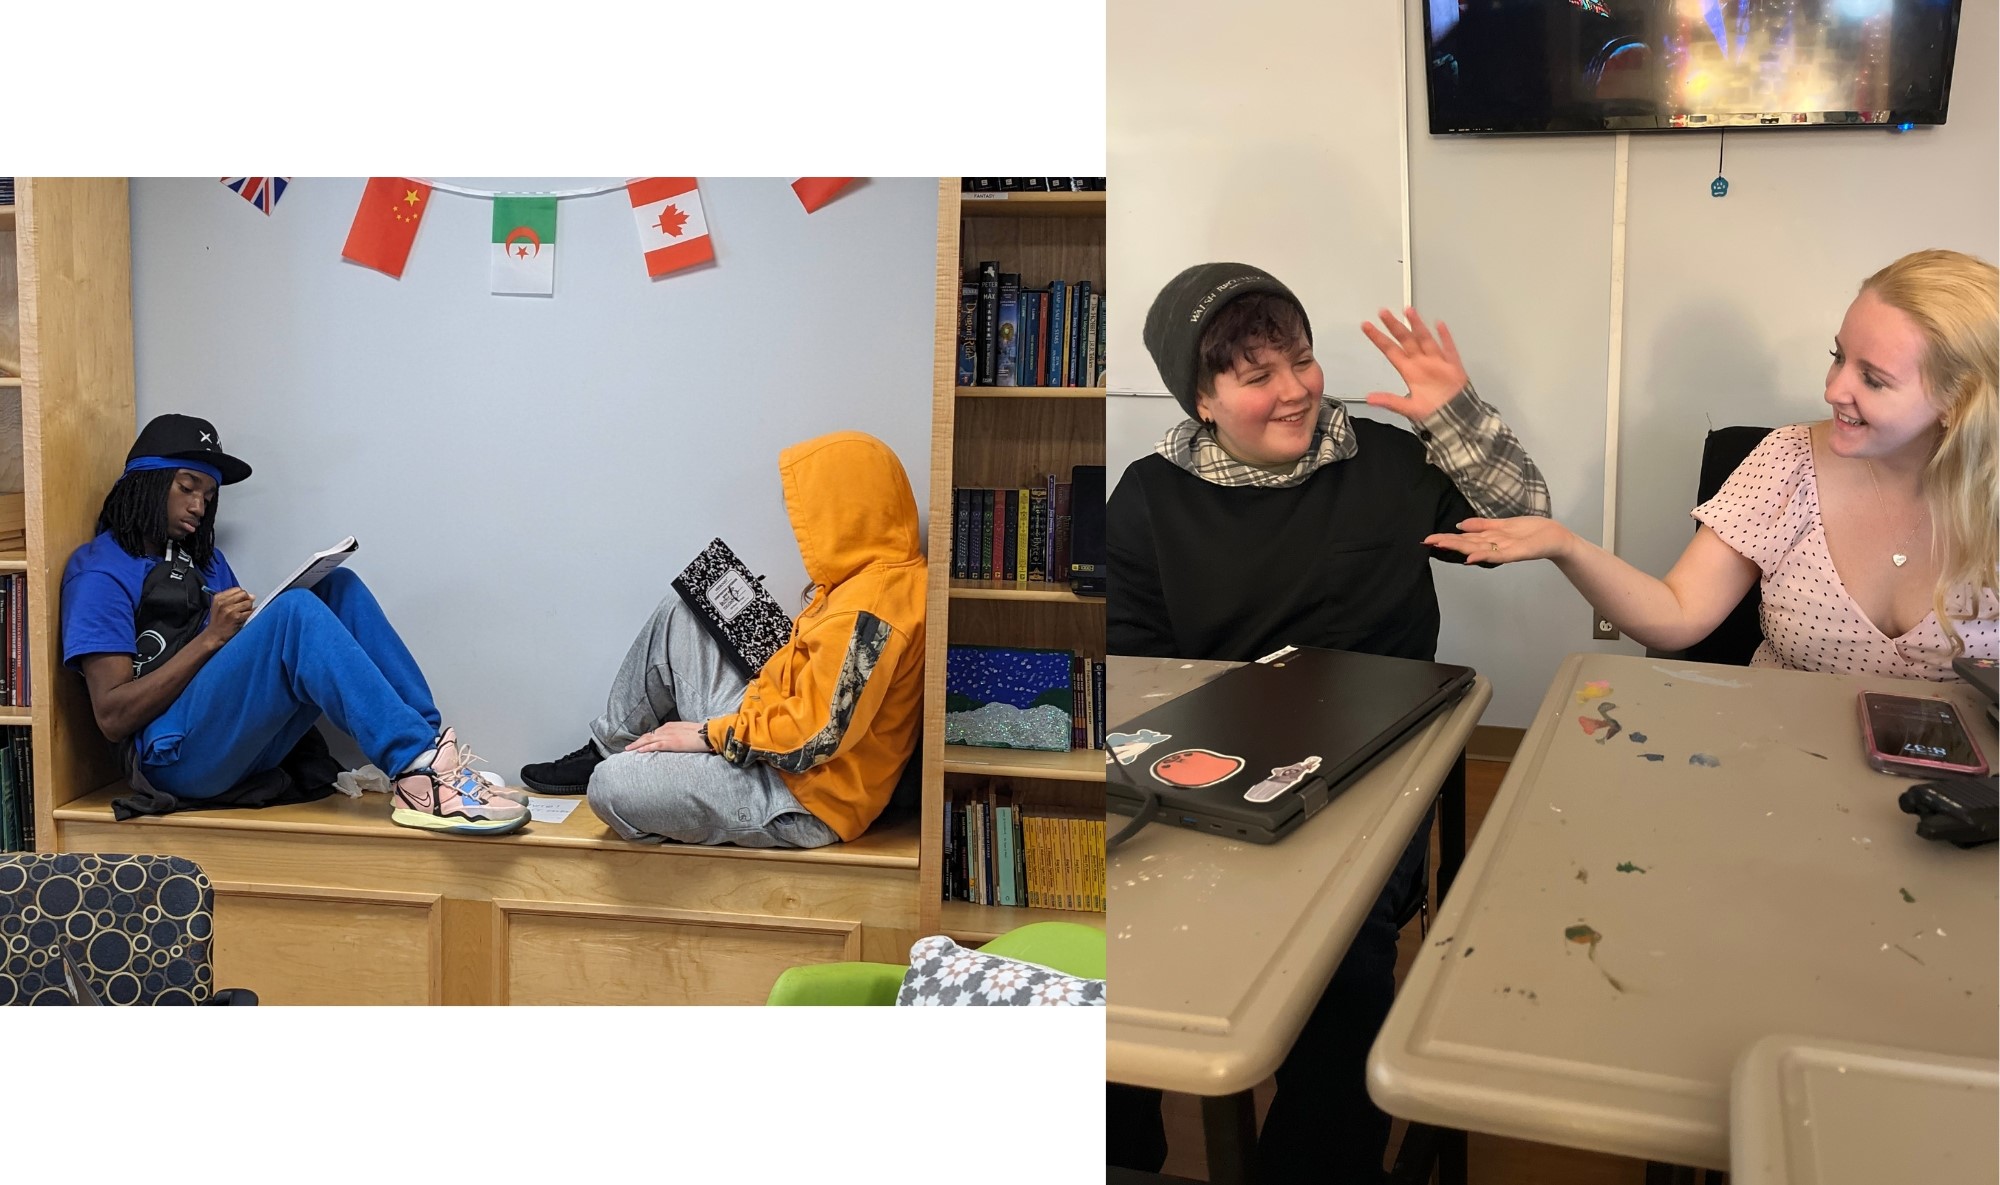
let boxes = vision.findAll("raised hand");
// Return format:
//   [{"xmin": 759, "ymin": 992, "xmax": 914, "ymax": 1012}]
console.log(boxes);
[
  {"xmin": 1423, "ymin": 516, "xmax": 1578, "ymax": 565},
  {"xmin": 1361, "ymin": 307, "xmax": 1471, "ymax": 423}
]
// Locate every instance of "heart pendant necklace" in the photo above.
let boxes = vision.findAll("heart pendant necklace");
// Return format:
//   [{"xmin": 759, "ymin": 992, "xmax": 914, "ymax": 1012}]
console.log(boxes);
[{"xmin": 1865, "ymin": 460, "xmax": 1923, "ymax": 568}]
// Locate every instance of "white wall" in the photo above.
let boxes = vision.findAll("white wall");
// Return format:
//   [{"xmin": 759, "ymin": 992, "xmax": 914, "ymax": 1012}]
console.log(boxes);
[
  {"xmin": 1105, "ymin": 0, "xmax": 1408, "ymax": 478},
  {"xmin": 128, "ymin": 177, "xmax": 936, "ymax": 776}
]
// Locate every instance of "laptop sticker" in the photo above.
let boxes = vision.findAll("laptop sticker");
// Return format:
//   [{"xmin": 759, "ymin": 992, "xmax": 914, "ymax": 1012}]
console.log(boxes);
[
  {"xmin": 1106, "ymin": 728, "xmax": 1172, "ymax": 766},
  {"xmin": 1243, "ymin": 755, "xmax": 1322, "ymax": 803},
  {"xmin": 1150, "ymin": 749, "xmax": 1245, "ymax": 789}
]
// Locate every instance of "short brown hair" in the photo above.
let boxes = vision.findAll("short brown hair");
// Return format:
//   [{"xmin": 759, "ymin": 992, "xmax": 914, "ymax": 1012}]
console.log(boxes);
[{"xmin": 1195, "ymin": 293, "xmax": 1312, "ymax": 393}]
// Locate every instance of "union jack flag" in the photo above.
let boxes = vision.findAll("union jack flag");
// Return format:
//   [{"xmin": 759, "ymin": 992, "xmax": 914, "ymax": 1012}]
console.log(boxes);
[{"xmin": 220, "ymin": 177, "xmax": 290, "ymax": 215}]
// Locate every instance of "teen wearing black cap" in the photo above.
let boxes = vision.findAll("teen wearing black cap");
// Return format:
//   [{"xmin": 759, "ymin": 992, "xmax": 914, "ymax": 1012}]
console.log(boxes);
[
  {"xmin": 1106, "ymin": 264, "xmax": 1551, "ymax": 1183},
  {"xmin": 60, "ymin": 414, "xmax": 528, "ymax": 835}
]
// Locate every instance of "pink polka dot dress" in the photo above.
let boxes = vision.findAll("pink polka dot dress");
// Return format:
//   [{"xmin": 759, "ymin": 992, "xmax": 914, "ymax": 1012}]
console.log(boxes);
[{"xmin": 1691, "ymin": 423, "xmax": 1998, "ymax": 681}]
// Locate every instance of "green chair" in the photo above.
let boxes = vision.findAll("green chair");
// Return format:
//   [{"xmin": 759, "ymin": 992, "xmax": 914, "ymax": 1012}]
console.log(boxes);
[{"xmin": 765, "ymin": 921, "xmax": 1106, "ymax": 1006}]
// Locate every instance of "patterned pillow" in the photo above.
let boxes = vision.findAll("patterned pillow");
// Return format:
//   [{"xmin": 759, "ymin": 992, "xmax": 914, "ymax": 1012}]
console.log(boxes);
[{"xmin": 894, "ymin": 935, "xmax": 1107, "ymax": 1007}]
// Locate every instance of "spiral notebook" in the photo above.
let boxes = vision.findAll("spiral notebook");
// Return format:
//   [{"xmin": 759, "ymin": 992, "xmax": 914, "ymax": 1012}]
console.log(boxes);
[{"xmin": 672, "ymin": 538, "xmax": 795, "ymax": 678}]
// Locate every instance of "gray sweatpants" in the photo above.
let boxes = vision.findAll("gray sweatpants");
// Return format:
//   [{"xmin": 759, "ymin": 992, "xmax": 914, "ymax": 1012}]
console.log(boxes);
[{"xmin": 585, "ymin": 593, "xmax": 838, "ymax": 849}]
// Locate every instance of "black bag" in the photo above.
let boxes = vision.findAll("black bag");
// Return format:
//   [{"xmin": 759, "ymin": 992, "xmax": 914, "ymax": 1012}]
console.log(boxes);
[{"xmin": 133, "ymin": 546, "xmax": 210, "ymax": 678}]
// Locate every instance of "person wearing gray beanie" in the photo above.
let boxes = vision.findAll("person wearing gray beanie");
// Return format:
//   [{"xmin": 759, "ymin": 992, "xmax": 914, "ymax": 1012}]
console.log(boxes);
[{"xmin": 1105, "ymin": 263, "xmax": 1551, "ymax": 1184}]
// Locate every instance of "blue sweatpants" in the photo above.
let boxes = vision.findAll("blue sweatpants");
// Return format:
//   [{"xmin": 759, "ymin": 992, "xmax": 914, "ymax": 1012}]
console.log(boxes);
[{"xmin": 134, "ymin": 568, "xmax": 442, "ymax": 800}]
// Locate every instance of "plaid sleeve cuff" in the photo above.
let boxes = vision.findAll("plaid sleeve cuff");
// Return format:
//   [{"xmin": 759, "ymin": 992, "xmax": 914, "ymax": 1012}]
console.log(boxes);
[{"xmin": 1416, "ymin": 383, "xmax": 1552, "ymax": 519}]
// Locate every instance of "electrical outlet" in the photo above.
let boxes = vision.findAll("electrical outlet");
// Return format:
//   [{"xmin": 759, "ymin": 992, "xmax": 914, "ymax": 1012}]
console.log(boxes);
[{"xmin": 1592, "ymin": 615, "xmax": 1621, "ymax": 642}]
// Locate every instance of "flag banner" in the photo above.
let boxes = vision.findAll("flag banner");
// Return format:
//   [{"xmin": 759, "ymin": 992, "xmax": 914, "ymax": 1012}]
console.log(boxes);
[
  {"xmin": 221, "ymin": 177, "xmax": 289, "ymax": 215},
  {"xmin": 627, "ymin": 177, "xmax": 714, "ymax": 278},
  {"xmin": 341, "ymin": 178, "xmax": 434, "ymax": 278},
  {"xmin": 791, "ymin": 177, "xmax": 853, "ymax": 213},
  {"xmin": 492, "ymin": 195, "xmax": 558, "ymax": 295}
]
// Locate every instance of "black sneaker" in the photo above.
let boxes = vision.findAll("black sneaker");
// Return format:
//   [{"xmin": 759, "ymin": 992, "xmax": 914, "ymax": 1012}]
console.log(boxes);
[{"xmin": 520, "ymin": 740, "xmax": 604, "ymax": 794}]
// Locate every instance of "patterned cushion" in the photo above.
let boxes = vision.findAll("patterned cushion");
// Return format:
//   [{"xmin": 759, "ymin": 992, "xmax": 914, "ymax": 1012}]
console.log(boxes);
[
  {"xmin": 0, "ymin": 854, "xmax": 216, "ymax": 1006},
  {"xmin": 894, "ymin": 935, "xmax": 1107, "ymax": 1007}
]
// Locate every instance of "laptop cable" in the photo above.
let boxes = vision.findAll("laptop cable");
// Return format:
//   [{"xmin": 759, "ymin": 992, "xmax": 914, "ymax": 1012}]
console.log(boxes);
[{"xmin": 1106, "ymin": 787, "xmax": 1161, "ymax": 852}]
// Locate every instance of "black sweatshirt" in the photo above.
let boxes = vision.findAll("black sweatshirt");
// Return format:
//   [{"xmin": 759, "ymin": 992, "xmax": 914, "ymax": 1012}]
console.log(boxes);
[{"xmin": 1107, "ymin": 419, "xmax": 1485, "ymax": 664}]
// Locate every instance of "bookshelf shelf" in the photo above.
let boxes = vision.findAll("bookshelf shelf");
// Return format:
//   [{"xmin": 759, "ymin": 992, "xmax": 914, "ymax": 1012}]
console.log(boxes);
[
  {"xmin": 0, "ymin": 378, "xmax": 20, "ymax": 390},
  {"xmin": 942, "ymin": 744, "xmax": 1105, "ymax": 783},
  {"xmin": 941, "ymin": 899, "xmax": 1105, "ymax": 945},
  {"xmin": 0, "ymin": 710, "xmax": 31, "ymax": 727},
  {"xmin": 923, "ymin": 179, "xmax": 1107, "ymax": 934},
  {"xmin": 955, "ymin": 385, "xmax": 1106, "ymax": 400},
  {"xmin": 948, "ymin": 579, "xmax": 1096, "ymax": 604},
  {"xmin": 0, "ymin": 555, "xmax": 26, "ymax": 571},
  {"xmin": 959, "ymin": 192, "xmax": 1105, "ymax": 219}
]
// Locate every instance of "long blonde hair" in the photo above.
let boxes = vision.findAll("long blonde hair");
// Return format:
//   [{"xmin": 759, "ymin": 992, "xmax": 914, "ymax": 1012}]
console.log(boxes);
[{"xmin": 1860, "ymin": 249, "xmax": 1999, "ymax": 653}]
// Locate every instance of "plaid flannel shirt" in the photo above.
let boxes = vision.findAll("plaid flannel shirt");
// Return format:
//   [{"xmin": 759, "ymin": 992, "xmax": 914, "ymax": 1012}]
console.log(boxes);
[{"xmin": 1155, "ymin": 384, "xmax": 1551, "ymax": 519}]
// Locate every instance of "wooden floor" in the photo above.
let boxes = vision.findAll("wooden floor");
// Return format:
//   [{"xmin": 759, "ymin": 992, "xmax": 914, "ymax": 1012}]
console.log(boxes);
[{"xmin": 1154, "ymin": 757, "xmax": 1650, "ymax": 1185}]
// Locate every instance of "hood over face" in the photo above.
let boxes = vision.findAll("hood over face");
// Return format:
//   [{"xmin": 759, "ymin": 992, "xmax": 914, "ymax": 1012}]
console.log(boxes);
[{"xmin": 779, "ymin": 431, "xmax": 922, "ymax": 589}]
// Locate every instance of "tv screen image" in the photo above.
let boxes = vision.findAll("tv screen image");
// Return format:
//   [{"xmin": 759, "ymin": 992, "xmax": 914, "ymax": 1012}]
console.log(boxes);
[{"xmin": 1424, "ymin": 0, "xmax": 1963, "ymax": 134}]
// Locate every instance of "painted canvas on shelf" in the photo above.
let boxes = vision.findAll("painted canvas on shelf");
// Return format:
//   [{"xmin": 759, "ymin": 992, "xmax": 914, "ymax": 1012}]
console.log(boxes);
[{"xmin": 944, "ymin": 644, "xmax": 1073, "ymax": 752}]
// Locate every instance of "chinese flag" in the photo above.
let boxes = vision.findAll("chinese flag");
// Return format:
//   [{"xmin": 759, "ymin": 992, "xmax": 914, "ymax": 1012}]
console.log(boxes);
[
  {"xmin": 791, "ymin": 177, "xmax": 853, "ymax": 213},
  {"xmin": 342, "ymin": 178, "xmax": 433, "ymax": 278}
]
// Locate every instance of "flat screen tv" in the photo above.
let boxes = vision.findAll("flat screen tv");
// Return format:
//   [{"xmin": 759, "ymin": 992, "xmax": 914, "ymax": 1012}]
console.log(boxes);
[{"xmin": 1423, "ymin": 0, "xmax": 1963, "ymax": 134}]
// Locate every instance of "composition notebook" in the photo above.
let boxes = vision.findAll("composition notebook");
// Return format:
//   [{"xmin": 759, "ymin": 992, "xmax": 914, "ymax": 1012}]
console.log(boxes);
[
  {"xmin": 1106, "ymin": 646, "xmax": 1475, "ymax": 844},
  {"xmin": 672, "ymin": 538, "xmax": 795, "ymax": 678}
]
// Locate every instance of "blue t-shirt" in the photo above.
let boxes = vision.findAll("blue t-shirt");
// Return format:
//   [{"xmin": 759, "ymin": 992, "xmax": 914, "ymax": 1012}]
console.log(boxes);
[{"xmin": 60, "ymin": 532, "xmax": 240, "ymax": 670}]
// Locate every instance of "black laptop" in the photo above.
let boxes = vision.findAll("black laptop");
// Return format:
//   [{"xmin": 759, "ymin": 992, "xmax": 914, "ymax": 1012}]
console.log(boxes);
[{"xmin": 1106, "ymin": 647, "xmax": 1475, "ymax": 844}]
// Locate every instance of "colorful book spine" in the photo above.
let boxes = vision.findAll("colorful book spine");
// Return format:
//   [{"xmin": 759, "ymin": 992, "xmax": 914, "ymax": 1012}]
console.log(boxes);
[
  {"xmin": 952, "ymin": 489, "xmax": 970, "ymax": 580},
  {"xmin": 1084, "ymin": 292, "xmax": 1102, "ymax": 390},
  {"xmin": 1052, "ymin": 481, "xmax": 1073, "ymax": 582},
  {"xmin": 1015, "ymin": 488, "xmax": 1030, "ymax": 582},
  {"xmin": 995, "ymin": 273, "xmax": 1022, "ymax": 387},
  {"xmin": 1093, "ymin": 659, "xmax": 1108, "ymax": 751},
  {"xmin": 956, "ymin": 280, "xmax": 978, "ymax": 387},
  {"xmin": 1071, "ymin": 655, "xmax": 1088, "ymax": 749},
  {"xmin": 1032, "ymin": 290, "xmax": 1051, "ymax": 387},
  {"xmin": 1095, "ymin": 294, "xmax": 1108, "ymax": 387},
  {"xmin": 1019, "ymin": 290, "xmax": 1040, "ymax": 389},
  {"xmin": 1047, "ymin": 281, "xmax": 1068, "ymax": 388},
  {"xmin": 1069, "ymin": 281, "xmax": 1092, "ymax": 385},
  {"xmin": 976, "ymin": 261, "xmax": 1000, "ymax": 386},
  {"xmin": 995, "ymin": 800, "xmax": 1017, "ymax": 907},
  {"xmin": 1001, "ymin": 489, "xmax": 1018, "ymax": 581},
  {"xmin": 1027, "ymin": 485, "xmax": 1048, "ymax": 581},
  {"xmin": 981, "ymin": 490, "xmax": 997, "ymax": 580}
]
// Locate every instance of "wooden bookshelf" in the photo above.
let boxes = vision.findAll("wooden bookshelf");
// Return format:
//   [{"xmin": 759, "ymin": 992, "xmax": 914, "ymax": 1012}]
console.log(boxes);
[
  {"xmin": 948, "ymin": 578, "xmax": 1098, "ymax": 604},
  {"xmin": 0, "ymin": 378, "xmax": 20, "ymax": 389},
  {"xmin": 921, "ymin": 179, "xmax": 1106, "ymax": 941},
  {"xmin": 956, "ymin": 385, "xmax": 1107, "ymax": 400},
  {"xmin": 959, "ymin": 192, "xmax": 1105, "ymax": 219},
  {"xmin": 9, "ymin": 180, "xmax": 137, "ymax": 851}
]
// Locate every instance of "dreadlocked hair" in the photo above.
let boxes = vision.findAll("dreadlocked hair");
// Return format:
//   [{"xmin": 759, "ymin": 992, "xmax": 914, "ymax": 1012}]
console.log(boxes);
[{"xmin": 95, "ymin": 469, "xmax": 219, "ymax": 567}]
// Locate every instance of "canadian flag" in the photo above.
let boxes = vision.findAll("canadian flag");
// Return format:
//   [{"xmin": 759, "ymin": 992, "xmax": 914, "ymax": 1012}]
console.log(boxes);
[
  {"xmin": 627, "ymin": 177, "xmax": 714, "ymax": 278},
  {"xmin": 791, "ymin": 177, "xmax": 854, "ymax": 213}
]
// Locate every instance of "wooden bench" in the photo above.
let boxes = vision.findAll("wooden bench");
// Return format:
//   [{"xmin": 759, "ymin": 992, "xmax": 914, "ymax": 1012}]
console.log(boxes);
[{"xmin": 53, "ymin": 785, "xmax": 922, "ymax": 1006}]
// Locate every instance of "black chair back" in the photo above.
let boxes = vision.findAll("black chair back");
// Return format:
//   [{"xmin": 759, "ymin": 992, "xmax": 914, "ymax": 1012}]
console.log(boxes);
[{"xmin": 1648, "ymin": 426, "xmax": 1774, "ymax": 667}]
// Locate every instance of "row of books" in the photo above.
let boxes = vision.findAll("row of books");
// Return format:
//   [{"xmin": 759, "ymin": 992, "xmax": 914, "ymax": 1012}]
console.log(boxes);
[
  {"xmin": 0, "ymin": 573, "xmax": 29, "ymax": 707},
  {"xmin": 961, "ymin": 178, "xmax": 1106, "ymax": 192},
  {"xmin": 959, "ymin": 263, "xmax": 1106, "ymax": 389},
  {"xmin": 0, "ymin": 729, "xmax": 35, "ymax": 853},
  {"xmin": 943, "ymin": 786, "xmax": 1105, "ymax": 911},
  {"xmin": 952, "ymin": 478, "xmax": 1075, "ymax": 583},
  {"xmin": 944, "ymin": 646, "xmax": 1107, "ymax": 753}
]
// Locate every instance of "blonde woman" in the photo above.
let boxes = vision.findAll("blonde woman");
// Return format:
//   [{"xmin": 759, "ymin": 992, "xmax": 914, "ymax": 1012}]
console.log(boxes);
[{"xmin": 1427, "ymin": 249, "xmax": 1998, "ymax": 678}]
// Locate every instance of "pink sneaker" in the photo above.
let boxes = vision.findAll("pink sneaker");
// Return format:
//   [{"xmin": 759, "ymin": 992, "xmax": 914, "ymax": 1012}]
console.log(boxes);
[{"xmin": 391, "ymin": 729, "xmax": 529, "ymax": 835}]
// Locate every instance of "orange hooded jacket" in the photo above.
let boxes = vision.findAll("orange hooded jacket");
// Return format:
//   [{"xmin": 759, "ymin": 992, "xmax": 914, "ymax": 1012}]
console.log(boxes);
[{"xmin": 701, "ymin": 432, "xmax": 927, "ymax": 842}]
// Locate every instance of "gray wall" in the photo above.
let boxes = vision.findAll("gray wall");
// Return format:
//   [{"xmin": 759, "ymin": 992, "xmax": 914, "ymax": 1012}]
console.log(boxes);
[{"xmin": 128, "ymin": 177, "xmax": 936, "ymax": 776}]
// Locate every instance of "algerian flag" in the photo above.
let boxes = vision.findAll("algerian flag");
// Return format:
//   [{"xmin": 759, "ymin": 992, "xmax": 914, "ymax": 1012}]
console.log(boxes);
[{"xmin": 492, "ymin": 195, "xmax": 557, "ymax": 296}]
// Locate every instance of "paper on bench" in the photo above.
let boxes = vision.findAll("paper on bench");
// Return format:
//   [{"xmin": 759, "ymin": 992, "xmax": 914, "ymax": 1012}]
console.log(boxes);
[{"xmin": 527, "ymin": 797, "xmax": 582, "ymax": 824}]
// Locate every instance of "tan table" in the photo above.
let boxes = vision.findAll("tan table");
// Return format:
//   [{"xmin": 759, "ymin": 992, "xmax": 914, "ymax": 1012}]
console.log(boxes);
[
  {"xmin": 1730, "ymin": 1034, "xmax": 1998, "ymax": 1185},
  {"xmin": 1369, "ymin": 651, "xmax": 1999, "ymax": 1172},
  {"xmin": 1107, "ymin": 655, "xmax": 1492, "ymax": 1182}
]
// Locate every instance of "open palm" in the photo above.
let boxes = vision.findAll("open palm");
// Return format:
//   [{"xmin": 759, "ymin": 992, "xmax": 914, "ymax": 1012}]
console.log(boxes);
[{"xmin": 1362, "ymin": 307, "xmax": 1470, "ymax": 422}]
